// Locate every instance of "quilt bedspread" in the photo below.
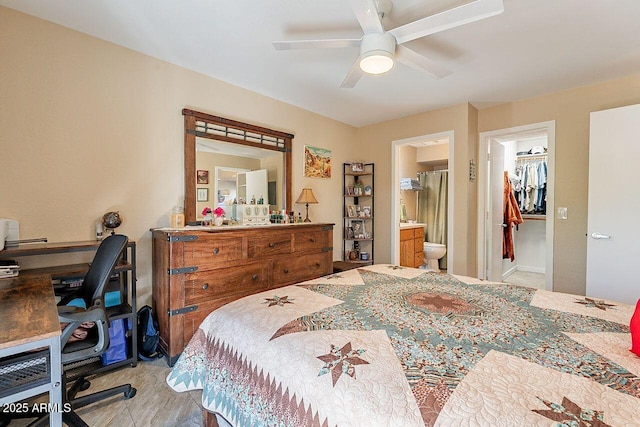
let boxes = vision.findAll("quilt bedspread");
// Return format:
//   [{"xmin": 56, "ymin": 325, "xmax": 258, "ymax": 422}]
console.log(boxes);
[{"xmin": 167, "ymin": 265, "xmax": 640, "ymax": 426}]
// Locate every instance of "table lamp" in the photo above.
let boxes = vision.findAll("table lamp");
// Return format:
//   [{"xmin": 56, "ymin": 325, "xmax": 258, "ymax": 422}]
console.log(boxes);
[{"xmin": 295, "ymin": 188, "xmax": 318, "ymax": 222}]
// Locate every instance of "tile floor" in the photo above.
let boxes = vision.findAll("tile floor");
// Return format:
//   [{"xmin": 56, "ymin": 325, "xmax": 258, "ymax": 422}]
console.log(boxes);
[
  {"xmin": 503, "ymin": 270, "xmax": 545, "ymax": 289},
  {"xmin": 10, "ymin": 358, "xmax": 202, "ymax": 427}
]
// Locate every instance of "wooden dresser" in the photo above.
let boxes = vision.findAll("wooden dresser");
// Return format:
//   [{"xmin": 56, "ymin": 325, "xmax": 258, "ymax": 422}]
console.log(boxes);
[
  {"xmin": 152, "ymin": 222, "xmax": 333, "ymax": 365},
  {"xmin": 399, "ymin": 225, "xmax": 425, "ymax": 268}
]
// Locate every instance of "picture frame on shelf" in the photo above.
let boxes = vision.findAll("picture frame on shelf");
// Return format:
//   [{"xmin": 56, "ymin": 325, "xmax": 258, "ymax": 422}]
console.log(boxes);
[
  {"xmin": 350, "ymin": 162, "xmax": 364, "ymax": 173},
  {"xmin": 347, "ymin": 205, "xmax": 357, "ymax": 218},
  {"xmin": 347, "ymin": 226, "xmax": 354, "ymax": 239},
  {"xmin": 362, "ymin": 206, "xmax": 371, "ymax": 217},
  {"xmin": 346, "ymin": 186, "xmax": 355, "ymax": 196},
  {"xmin": 197, "ymin": 188, "xmax": 209, "ymax": 202},
  {"xmin": 197, "ymin": 170, "xmax": 209, "ymax": 184},
  {"xmin": 349, "ymin": 219, "xmax": 366, "ymax": 239}
]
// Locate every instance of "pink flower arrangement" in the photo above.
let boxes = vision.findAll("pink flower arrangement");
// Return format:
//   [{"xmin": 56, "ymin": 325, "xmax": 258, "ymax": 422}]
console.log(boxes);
[
  {"xmin": 201, "ymin": 207, "xmax": 212, "ymax": 216},
  {"xmin": 213, "ymin": 207, "xmax": 225, "ymax": 217}
]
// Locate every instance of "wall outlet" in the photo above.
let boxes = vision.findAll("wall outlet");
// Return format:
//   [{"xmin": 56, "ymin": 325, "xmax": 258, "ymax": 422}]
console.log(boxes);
[{"xmin": 557, "ymin": 207, "xmax": 568, "ymax": 220}]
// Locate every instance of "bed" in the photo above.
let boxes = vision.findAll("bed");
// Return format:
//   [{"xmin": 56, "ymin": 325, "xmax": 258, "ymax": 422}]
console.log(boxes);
[{"xmin": 166, "ymin": 264, "xmax": 640, "ymax": 426}]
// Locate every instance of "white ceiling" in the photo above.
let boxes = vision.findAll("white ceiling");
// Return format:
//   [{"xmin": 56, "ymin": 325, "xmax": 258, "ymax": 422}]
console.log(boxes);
[{"xmin": 3, "ymin": 0, "xmax": 639, "ymax": 127}]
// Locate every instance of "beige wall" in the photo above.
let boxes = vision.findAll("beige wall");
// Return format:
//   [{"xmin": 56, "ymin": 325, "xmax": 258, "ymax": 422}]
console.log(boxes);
[
  {"xmin": 0, "ymin": 7, "xmax": 357, "ymax": 306},
  {"xmin": 4, "ymin": 7, "xmax": 640, "ymax": 303},
  {"xmin": 355, "ymin": 103, "xmax": 478, "ymax": 275},
  {"xmin": 478, "ymin": 74, "xmax": 640, "ymax": 295}
]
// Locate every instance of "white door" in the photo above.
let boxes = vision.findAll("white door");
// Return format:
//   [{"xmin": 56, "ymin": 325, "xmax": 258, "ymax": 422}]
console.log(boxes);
[
  {"xmin": 587, "ymin": 104, "xmax": 640, "ymax": 305},
  {"xmin": 488, "ymin": 140, "xmax": 505, "ymax": 281}
]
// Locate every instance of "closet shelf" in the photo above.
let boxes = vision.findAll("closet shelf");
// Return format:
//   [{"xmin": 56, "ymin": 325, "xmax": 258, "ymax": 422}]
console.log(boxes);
[{"xmin": 522, "ymin": 214, "xmax": 546, "ymax": 220}]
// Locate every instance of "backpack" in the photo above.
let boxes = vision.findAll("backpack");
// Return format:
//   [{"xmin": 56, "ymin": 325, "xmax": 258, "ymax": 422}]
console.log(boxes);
[{"xmin": 137, "ymin": 305, "xmax": 160, "ymax": 361}]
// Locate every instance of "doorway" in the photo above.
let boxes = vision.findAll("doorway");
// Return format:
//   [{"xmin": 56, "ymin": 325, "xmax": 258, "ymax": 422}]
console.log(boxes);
[
  {"xmin": 477, "ymin": 121, "xmax": 555, "ymax": 291},
  {"xmin": 391, "ymin": 131, "xmax": 455, "ymax": 270}
]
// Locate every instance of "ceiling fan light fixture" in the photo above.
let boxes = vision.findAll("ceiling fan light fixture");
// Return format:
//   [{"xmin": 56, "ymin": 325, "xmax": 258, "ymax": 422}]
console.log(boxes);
[
  {"xmin": 360, "ymin": 51, "xmax": 394, "ymax": 74},
  {"xmin": 359, "ymin": 32, "xmax": 396, "ymax": 75}
]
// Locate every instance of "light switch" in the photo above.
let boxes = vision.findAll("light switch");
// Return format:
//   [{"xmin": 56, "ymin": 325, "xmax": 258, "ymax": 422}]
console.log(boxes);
[{"xmin": 557, "ymin": 207, "xmax": 568, "ymax": 220}]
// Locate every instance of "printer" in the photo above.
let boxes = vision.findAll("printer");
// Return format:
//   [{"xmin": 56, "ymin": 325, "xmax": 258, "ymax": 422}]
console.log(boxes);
[{"xmin": 0, "ymin": 219, "xmax": 19, "ymax": 251}]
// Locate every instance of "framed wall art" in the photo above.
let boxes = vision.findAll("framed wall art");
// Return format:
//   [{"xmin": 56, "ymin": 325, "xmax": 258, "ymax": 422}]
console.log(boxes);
[
  {"xmin": 197, "ymin": 188, "xmax": 209, "ymax": 202},
  {"xmin": 197, "ymin": 170, "xmax": 209, "ymax": 184},
  {"xmin": 304, "ymin": 145, "xmax": 332, "ymax": 179}
]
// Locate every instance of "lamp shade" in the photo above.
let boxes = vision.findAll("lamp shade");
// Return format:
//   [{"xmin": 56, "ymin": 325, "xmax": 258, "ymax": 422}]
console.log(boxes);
[{"xmin": 295, "ymin": 188, "xmax": 318, "ymax": 204}]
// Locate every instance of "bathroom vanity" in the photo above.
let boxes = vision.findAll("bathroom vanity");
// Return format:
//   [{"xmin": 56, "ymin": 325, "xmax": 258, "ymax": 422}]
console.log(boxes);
[{"xmin": 399, "ymin": 224, "xmax": 425, "ymax": 268}]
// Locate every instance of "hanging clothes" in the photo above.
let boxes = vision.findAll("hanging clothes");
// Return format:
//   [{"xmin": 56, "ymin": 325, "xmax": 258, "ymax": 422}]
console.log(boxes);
[
  {"xmin": 516, "ymin": 155, "xmax": 547, "ymax": 214},
  {"xmin": 503, "ymin": 171, "xmax": 523, "ymax": 261}
]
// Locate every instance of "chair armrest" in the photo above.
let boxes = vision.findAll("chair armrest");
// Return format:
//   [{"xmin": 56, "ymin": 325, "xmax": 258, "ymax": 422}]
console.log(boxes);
[
  {"xmin": 59, "ymin": 305, "xmax": 109, "ymax": 356},
  {"xmin": 58, "ymin": 305, "xmax": 107, "ymax": 324}
]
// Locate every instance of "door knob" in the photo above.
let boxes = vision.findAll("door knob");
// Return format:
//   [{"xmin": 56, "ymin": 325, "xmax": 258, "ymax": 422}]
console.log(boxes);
[{"xmin": 590, "ymin": 232, "xmax": 611, "ymax": 240}]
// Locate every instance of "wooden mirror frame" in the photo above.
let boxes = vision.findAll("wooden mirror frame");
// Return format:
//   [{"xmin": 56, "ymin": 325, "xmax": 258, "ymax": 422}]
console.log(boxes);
[{"xmin": 183, "ymin": 109, "xmax": 293, "ymax": 223}]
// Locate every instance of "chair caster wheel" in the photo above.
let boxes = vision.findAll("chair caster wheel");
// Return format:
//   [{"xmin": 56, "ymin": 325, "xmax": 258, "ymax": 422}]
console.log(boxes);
[
  {"xmin": 79, "ymin": 380, "xmax": 91, "ymax": 392},
  {"xmin": 125, "ymin": 387, "xmax": 137, "ymax": 399}
]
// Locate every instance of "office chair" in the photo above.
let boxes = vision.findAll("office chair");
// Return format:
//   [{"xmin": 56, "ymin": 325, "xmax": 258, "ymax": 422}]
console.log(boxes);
[{"xmin": 2, "ymin": 234, "xmax": 136, "ymax": 427}]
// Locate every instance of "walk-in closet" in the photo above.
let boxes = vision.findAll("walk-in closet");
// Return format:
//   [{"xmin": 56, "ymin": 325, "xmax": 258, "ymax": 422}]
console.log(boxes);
[{"xmin": 500, "ymin": 133, "xmax": 548, "ymax": 287}]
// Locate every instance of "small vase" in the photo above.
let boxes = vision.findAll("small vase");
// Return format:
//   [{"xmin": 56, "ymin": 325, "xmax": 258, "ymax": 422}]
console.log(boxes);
[
  {"xmin": 203, "ymin": 214, "xmax": 212, "ymax": 226},
  {"xmin": 214, "ymin": 216, "xmax": 224, "ymax": 226}
]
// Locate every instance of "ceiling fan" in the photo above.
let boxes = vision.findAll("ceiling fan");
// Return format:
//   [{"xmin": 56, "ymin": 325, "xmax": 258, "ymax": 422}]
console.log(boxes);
[{"xmin": 273, "ymin": 0, "xmax": 504, "ymax": 88}]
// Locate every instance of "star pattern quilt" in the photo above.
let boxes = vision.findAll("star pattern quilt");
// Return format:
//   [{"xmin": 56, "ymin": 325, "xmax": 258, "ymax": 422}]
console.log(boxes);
[{"xmin": 166, "ymin": 265, "xmax": 640, "ymax": 426}]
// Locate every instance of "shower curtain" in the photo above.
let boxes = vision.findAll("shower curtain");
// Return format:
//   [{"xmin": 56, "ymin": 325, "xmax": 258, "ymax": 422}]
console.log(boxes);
[{"xmin": 418, "ymin": 171, "xmax": 448, "ymax": 269}]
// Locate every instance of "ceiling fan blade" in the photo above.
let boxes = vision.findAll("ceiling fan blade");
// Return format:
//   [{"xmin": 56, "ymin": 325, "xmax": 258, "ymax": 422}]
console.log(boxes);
[
  {"xmin": 273, "ymin": 39, "xmax": 361, "ymax": 50},
  {"xmin": 340, "ymin": 57, "xmax": 364, "ymax": 88},
  {"xmin": 389, "ymin": 0, "xmax": 504, "ymax": 44},
  {"xmin": 349, "ymin": 0, "xmax": 384, "ymax": 34},
  {"xmin": 395, "ymin": 45, "xmax": 451, "ymax": 79}
]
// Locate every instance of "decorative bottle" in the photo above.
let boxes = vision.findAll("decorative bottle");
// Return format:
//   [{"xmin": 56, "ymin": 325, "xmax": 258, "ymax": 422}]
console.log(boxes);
[{"xmin": 171, "ymin": 206, "xmax": 185, "ymax": 228}]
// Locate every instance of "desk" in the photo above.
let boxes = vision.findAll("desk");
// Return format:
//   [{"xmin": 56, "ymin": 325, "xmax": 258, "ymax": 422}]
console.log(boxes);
[
  {"xmin": 0, "ymin": 274, "xmax": 62, "ymax": 426},
  {"xmin": 0, "ymin": 240, "xmax": 138, "ymax": 373}
]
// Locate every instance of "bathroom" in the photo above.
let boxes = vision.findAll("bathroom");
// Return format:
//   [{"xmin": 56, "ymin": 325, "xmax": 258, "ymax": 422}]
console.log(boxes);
[{"xmin": 398, "ymin": 138, "xmax": 449, "ymax": 271}]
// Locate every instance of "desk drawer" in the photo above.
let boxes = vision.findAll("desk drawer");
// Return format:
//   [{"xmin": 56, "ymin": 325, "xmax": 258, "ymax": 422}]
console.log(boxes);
[
  {"xmin": 183, "ymin": 235, "xmax": 245, "ymax": 269},
  {"xmin": 247, "ymin": 233, "xmax": 292, "ymax": 258},
  {"xmin": 0, "ymin": 349, "xmax": 50, "ymax": 399},
  {"xmin": 184, "ymin": 262, "xmax": 268, "ymax": 305}
]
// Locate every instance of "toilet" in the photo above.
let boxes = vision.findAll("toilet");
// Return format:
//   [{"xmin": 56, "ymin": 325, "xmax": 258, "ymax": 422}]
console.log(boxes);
[{"xmin": 423, "ymin": 242, "xmax": 446, "ymax": 271}]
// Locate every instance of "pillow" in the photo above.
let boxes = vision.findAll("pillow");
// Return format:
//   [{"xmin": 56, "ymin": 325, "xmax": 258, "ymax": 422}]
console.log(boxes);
[{"xmin": 631, "ymin": 298, "xmax": 640, "ymax": 357}]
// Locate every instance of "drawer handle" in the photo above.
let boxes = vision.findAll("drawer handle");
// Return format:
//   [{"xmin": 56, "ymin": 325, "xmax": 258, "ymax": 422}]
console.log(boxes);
[
  {"xmin": 202, "ymin": 283, "xmax": 209, "ymax": 290},
  {"xmin": 269, "ymin": 243, "xmax": 275, "ymax": 248},
  {"xmin": 284, "ymin": 268, "xmax": 289, "ymax": 274},
  {"xmin": 213, "ymin": 248, "xmax": 220, "ymax": 254},
  {"xmin": 252, "ymin": 274, "xmax": 258, "ymax": 280},
  {"xmin": 310, "ymin": 238, "xmax": 316, "ymax": 243}
]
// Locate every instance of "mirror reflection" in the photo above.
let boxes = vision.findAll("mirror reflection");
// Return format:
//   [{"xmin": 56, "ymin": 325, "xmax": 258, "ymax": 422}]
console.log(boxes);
[{"xmin": 195, "ymin": 137, "xmax": 283, "ymax": 220}]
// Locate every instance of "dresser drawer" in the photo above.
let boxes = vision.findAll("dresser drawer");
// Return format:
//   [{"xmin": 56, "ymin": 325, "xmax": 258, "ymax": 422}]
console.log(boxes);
[
  {"xmin": 293, "ymin": 229, "xmax": 330, "ymax": 253},
  {"xmin": 184, "ymin": 262, "xmax": 269, "ymax": 305},
  {"xmin": 182, "ymin": 234, "xmax": 245, "ymax": 269},
  {"xmin": 247, "ymin": 233, "xmax": 292, "ymax": 258},
  {"xmin": 272, "ymin": 252, "xmax": 332, "ymax": 286}
]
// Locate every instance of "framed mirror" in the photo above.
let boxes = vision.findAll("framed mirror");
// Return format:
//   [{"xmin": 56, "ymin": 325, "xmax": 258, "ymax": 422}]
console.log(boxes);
[{"xmin": 183, "ymin": 109, "xmax": 293, "ymax": 223}]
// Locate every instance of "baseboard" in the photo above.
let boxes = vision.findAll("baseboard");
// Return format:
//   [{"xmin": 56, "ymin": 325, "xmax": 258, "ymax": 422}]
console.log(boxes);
[
  {"xmin": 516, "ymin": 266, "xmax": 545, "ymax": 274},
  {"xmin": 502, "ymin": 266, "xmax": 517, "ymax": 281}
]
